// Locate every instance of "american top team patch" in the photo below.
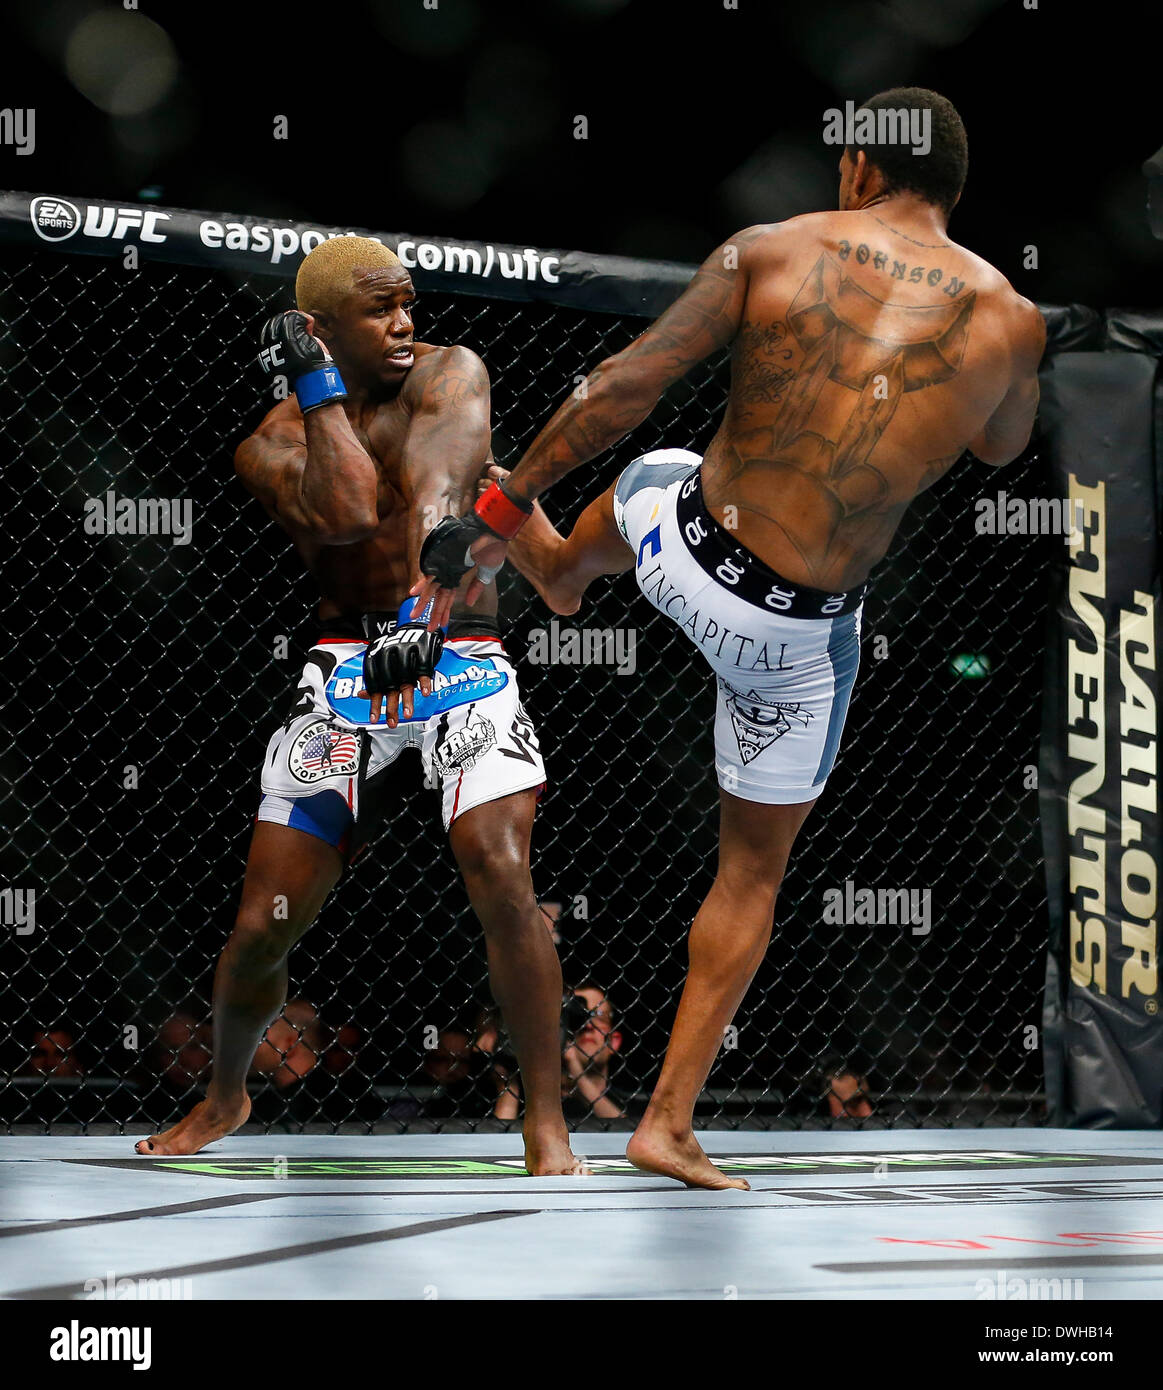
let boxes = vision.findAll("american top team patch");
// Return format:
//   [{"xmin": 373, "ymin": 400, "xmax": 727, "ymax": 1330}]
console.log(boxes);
[{"xmin": 288, "ymin": 719, "xmax": 361, "ymax": 784}]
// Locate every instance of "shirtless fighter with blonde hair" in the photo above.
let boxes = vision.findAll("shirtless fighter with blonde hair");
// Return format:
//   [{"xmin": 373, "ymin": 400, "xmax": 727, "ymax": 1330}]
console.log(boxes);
[{"xmin": 137, "ymin": 236, "xmax": 578, "ymax": 1174}]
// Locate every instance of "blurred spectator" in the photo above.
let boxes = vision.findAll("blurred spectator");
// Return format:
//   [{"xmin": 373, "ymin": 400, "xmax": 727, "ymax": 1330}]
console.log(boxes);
[
  {"xmin": 538, "ymin": 899, "xmax": 564, "ymax": 946},
  {"xmin": 252, "ymin": 996, "xmax": 323, "ymax": 1090},
  {"xmin": 471, "ymin": 1003, "xmax": 504, "ymax": 1058},
  {"xmin": 471, "ymin": 1003, "xmax": 520, "ymax": 1120},
  {"xmin": 490, "ymin": 982, "xmax": 625, "ymax": 1122},
  {"xmin": 139, "ymin": 997, "xmax": 371, "ymax": 1124},
  {"xmin": 21, "ymin": 1028, "xmax": 84, "ymax": 1078},
  {"xmin": 562, "ymin": 981, "xmax": 624, "ymax": 1120},
  {"xmin": 822, "ymin": 1058, "xmax": 873, "ymax": 1119},
  {"xmin": 420, "ymin": 1024, "xmax": 513, "ymax": 1118},
  {"xmin": 483, "ymin": 896, "xmax": 573, "ymax": 1118},
  {"xmin": 150, "ymin": 1011, "xmax": 212, "ymax": 1094},
  {"xmin": 323, "ymin": 1022, "xmax": 362, "ymax": 1077},
  {"xmin": 423, "ymin": 1028, "xmax": 471, "ymax": 1088}
]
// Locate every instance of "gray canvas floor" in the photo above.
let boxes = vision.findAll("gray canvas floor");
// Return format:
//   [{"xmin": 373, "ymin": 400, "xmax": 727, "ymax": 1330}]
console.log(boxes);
[{"xmin": 4, "ymin": 1129, "xmax": 1163, "ymax": 1300}]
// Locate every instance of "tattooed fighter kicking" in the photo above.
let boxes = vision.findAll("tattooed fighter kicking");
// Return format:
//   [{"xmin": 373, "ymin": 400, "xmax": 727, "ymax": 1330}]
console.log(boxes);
[
  {"xmin": 137, "ymin": 236, "xmax": 579, "ymax": 1175},
  {"xmin": 413, "ymin": 89, "xmax": 1044, "ymax": 1189}
]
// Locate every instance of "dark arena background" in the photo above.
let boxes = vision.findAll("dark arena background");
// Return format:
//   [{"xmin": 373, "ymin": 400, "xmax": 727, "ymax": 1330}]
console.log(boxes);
[{"xmin": 0, "ymin": 0, "xmax": 1161, "ymax": 1329}]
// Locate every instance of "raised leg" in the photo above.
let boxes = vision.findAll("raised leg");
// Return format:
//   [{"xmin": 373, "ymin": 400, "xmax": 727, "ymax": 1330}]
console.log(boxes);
[
  {"xmin": 491, "ymin": 466, "xmax": 632, "ymax": 616},
  {"xmin": 450, "ymin": 788, "xmax": 578, "ymax": 1176},
  {"xmin": 627, "ymin": 790, "xmax": 817, "ymax": 1190},
  {"xmin": 135, "ymin": 822, "xmax": 342, "ymax": 1155}
]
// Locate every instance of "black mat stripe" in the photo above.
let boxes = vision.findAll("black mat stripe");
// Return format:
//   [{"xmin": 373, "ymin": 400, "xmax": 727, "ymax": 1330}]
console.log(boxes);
[
  {"xmin": 0, "ymin": 1193, "xmax": 277, "ymax": 1239},
  {"xmin": 6, "ymin": 1209, "xmax": 537, "ymax": 1299},
  {"xmin": 819, "ymin": 1252, "xmax": 1163, "ymax": 1273}
]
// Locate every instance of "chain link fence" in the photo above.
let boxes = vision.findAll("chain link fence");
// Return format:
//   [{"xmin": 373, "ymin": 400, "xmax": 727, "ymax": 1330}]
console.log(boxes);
[{"xmin": 0, "ymin": 241, "xmax": 1050, "ymax": 1133}]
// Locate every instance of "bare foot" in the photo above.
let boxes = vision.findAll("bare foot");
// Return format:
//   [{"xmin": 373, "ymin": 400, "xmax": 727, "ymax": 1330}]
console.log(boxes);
[
  {"xmin": 627, "ymin": 1124, "xmax": 750, "ymax": 1191},
  {"xmin": 134, "ymin": 1094, "xmax": 251, "ymax": 1157},
  {"xmin": 487, "ymin": 465, "xmax": 583, "ymax": 616},
  {"xmin": 523, "ymin": 1123, "xmax": 584, "ymax": 1176}
]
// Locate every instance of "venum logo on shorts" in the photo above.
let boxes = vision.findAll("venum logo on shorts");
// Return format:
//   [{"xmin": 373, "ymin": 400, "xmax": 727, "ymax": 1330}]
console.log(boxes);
[
  {"xmin": 722, "ymin": 685, "xmax": 812, "ymax": 764},
  {"xmin": 288, "ymin": 719, "xmax": 360, "ymax": 784},
  {"xmin": 432, "ymin": 710, "xmax": 496, "ymax": 776},
  {"xmin": 30, "ymin": 197, "xmax": 80, "ymax": 242}
]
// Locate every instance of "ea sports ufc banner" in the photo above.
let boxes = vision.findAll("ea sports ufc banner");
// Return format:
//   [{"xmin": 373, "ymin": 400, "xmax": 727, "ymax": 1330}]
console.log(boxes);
[
  {"xmin": 1040, "ymin": 342, "xmax": 1163, "ymax": 1126},
  {"xmin": 0, "ymin": 191, "xmax": 692, "ymax": 318}
]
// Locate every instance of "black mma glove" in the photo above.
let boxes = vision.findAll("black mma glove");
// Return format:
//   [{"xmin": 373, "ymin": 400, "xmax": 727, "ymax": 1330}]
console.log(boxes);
[
  {"xmin": 419, "ymin": 514, "xmax": 501, "ymax": 590},
  {"xmin": 257, "ymin": 310, "xmax": 348, "ymax": 413},
  {"xmin": 362, "ymin": 623, "xmax": 445, "ymax": 697},
  {"xmin": 418, "ymin": 481, "xmax": 533, "ymax": 588}
]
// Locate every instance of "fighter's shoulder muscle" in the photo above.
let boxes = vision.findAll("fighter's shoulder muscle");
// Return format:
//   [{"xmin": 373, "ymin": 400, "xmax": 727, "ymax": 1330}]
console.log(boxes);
[
  {"xmin": 399, "ymin": 342, "xmax": 490, "ymax": 413},
  {"xmin": 720, "ymin": 220, "xmax": 802, "ymax": 266},
  {"xmin": 723, "ymin": 215, "xmax": 863, "ymax": 281},
  {"xmin": 1000, "ymin": 290, "xmax": 1046, "ymax": 372},
  {"xmin": 942, "ymin": 243, "xmax": 1045, "ymax": 363},
  {"xmin": 742, "ymin": 211, "xmax": 842, "ymax": 251}
]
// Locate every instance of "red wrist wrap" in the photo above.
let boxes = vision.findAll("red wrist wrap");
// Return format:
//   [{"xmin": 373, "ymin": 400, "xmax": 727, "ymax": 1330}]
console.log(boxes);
[{"xmin": 474, "ymin": 481, "xmax": 532, "ymax": 540}]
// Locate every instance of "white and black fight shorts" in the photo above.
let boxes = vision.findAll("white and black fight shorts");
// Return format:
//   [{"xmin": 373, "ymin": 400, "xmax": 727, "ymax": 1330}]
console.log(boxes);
[
  {"xmin": 255, "ymin": 606, "xmax": 546, "ymax": 861},
  {"xmin": 613, "ymin": 449, "xmax": 863, "ymax": 804}
]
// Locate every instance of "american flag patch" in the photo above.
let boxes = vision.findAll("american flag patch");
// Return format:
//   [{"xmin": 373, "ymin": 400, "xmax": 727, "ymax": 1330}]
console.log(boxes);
[
  {"xmin": 299, "ymin": 728, "xmax": 358, "ymax": 771},
  {"xmin": 289, "ymin": 719, "xmax": 362, "ymax": 785}
]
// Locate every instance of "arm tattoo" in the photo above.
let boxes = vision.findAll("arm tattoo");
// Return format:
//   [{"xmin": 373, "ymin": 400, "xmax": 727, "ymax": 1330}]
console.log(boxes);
[
  {"xmin": 402, "ymin": 349, "xmax": 491, "ymax": 575},
  {"xmin": 505, "ymin": 228, "xmax": 767, "ymax": 500},
  {"xmin": 421, "ymin": 359, "xmax": 487, "ymax": 412}
]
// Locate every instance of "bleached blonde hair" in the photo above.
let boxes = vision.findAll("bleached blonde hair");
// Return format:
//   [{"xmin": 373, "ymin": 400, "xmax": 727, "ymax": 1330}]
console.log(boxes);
[{"xmin": 295, "ymin": 236, "xmax": 402, "ymax": 318}]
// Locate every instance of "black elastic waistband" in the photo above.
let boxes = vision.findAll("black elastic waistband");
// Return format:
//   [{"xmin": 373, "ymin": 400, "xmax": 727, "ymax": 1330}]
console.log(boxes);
[
  {"xmin": 317, "ymin": 610, "xmax": 504, "ymax": 642},
  {"xmin": 674, "ymin": 474, "xmax": 865, "ymax": 619},
  {"xmin": 446, "ymin": 615, "xmax": 503, "ymax": 642}
]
